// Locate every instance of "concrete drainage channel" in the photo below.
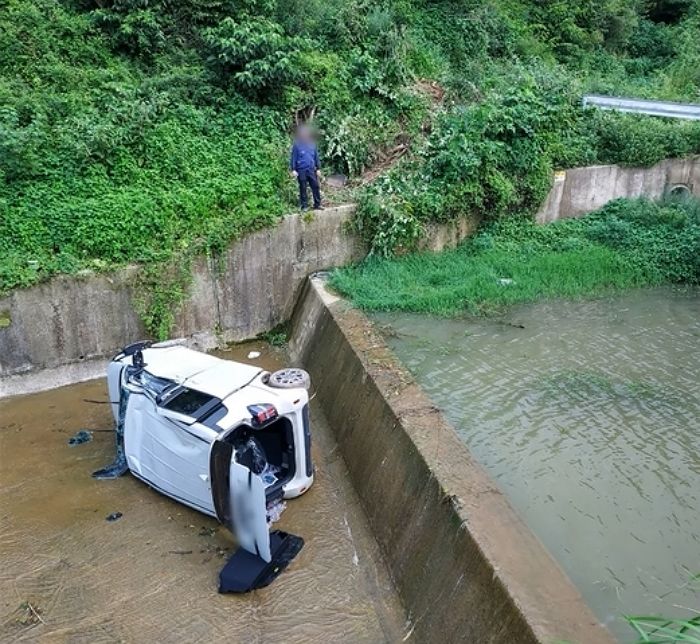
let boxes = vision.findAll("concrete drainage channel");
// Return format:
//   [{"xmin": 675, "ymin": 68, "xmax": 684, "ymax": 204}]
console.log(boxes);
[
  {"xmin": 0, "ymin": 275, "xmax": 616, "ymax": 643},
  {"xmin": 8, "ymin": 158, "xmax": 697, "ymax": 639},
  {"xmin": 288, "ymin": 276, "xmax": 615, "ymax": 643}
]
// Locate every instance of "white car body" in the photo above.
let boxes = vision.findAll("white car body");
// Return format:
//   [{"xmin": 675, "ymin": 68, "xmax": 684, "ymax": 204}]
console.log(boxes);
[{"xmin": 105, "ymin": 344, "xmax": 313, "ymax": 563}]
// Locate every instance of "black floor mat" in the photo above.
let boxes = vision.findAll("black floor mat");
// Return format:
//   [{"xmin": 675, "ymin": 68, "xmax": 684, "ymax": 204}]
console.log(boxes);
[{"xmin": 218, "ymin": 530, "xmax": 304, "ymax": 593}]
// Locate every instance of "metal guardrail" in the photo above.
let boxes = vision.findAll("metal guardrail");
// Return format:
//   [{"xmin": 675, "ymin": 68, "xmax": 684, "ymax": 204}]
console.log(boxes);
[{"xmin": 582, "ymin": 95, "xmax": 700, "ymax": 120}]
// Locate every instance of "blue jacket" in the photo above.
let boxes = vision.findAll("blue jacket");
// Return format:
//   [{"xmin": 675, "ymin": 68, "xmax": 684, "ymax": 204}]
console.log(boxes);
[{"xmin": 290, "ymin": 140, "xmax": 320, "ymax": 172}]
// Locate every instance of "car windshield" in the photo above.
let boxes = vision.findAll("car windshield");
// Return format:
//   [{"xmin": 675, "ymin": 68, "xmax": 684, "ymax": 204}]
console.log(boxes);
[
  {"xmin": 128, "ymin": 370, "xmax": 175, "ymax": 398},
  {"xmin": 161, "ymin": 388, "xmax": 215, "ymax": 416}
]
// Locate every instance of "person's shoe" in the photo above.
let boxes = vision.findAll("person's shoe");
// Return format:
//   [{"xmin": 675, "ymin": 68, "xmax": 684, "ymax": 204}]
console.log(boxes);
[{"xmin": 313, "ymin": 205, "xmax": 323, "ymax": 211}]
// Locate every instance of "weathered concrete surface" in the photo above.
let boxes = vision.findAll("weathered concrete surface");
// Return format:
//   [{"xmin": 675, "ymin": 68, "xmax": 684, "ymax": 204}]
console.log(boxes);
[
  {"xmin": 537, "ymin": 156, "xmax": 700, "ymax": 223},
  {"xmin": 289, "ymin": 277, "xmax": 615, "ymax": 644},
  {"xmin": 419, "ymin": 213, "xmax": 482, "ymax": 252},
  {"xmin": 0, "ymin": 206, "xmax": 362, "ymax": 397},
  {"xmin": 1, "ymin": 204, "xmax": 483, "ymax": 398}
]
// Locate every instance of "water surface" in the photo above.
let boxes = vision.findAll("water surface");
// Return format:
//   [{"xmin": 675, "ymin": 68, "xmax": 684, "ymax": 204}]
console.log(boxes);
[
  {"xmin": 376, "ymin": 287, "xmax": 700, "ymax": 641},
  {"xmin": 0, "ymin": 343, "xmax": 405, "ymax": 642}
]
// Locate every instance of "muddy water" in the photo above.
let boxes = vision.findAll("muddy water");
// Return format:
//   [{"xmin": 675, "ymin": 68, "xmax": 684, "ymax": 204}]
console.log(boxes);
[
  {"xmin": 0, "ymin": 343, "xmax": 406, "ymax": 643},
  {"xmin": 376, "ymin": 286, "xmax": 700, "ymax": 641}
]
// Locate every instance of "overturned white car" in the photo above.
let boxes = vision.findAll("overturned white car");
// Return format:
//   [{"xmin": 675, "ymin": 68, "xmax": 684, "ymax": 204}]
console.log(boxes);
[{"xmin": 94, "ymin": 342, "xmax": 313, "ymax": 592}]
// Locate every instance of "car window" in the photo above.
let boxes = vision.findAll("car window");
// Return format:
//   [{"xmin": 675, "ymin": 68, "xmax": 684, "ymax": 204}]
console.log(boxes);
[
  {"xmin": 127, "ymin": 369, "xmax": 175, "ymax": 397},
  {"xmin": 161, "ymin": 387, "xmax": 215, "ymax": 417},
  {"xmin": 138, "ymin": 371, "xmax": 175, "ymax": 397}
]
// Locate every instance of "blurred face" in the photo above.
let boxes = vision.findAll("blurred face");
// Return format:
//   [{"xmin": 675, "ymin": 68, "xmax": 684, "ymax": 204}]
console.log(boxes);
[{"xmin": 297, "ymin": 126, "xmax": 313, "ymax": 143}]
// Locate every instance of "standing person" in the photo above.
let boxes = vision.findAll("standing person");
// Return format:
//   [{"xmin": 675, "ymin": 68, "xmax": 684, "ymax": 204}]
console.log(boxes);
[{"xmin": 290, "ymin": 125, "xmax": 322, "ymax": 211}]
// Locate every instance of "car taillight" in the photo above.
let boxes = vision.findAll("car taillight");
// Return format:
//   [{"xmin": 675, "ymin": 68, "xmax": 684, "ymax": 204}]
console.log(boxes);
[{"xmin": 248, "ymin": 403, "xmax": 278, "ymax": 426}]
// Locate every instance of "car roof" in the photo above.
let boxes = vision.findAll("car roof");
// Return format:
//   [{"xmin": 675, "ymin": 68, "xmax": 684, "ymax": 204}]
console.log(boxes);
[{"xmin": 142, "ymin": 346, "xmax": 262, "ymax": 399}]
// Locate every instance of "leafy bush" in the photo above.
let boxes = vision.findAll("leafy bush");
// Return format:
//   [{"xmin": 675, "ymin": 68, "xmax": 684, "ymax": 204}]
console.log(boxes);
[
  {"xmin": 203, "ymin": 17, "xmax": 312, "ymax": 100},
  {"xmin": 353, "ymin": 65, "xmax": 584, "ymax": 254},
  {"xmin": 589, "ymin": 111, "xmax": 700, "ymax": 166}
]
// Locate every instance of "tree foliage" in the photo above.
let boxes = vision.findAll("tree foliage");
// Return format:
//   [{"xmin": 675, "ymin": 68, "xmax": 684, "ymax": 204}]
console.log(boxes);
[
  {"xmin": 1, "ymin": 0, "xmax": 700, "ymax": 308},
  {"xmin": 203, "ymin": 17, "xmax": 312, "ymax": 99}
]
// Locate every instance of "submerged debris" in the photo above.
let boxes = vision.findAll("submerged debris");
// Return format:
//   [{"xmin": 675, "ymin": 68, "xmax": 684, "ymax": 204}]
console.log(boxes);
[
  {"xmin": 14, "ymin": 601, "xmax": 44, "ymax": 626},
  {"xmin": 105, "ymin": 512, "xmax": 123, "ymax": 522},
  {"xmin": 198, "ymin": 526, "xmax": 217, "ymax": 537},
  {"xmin": 67, "ymin": 430, "xmax": 93, "ymax": 446}
]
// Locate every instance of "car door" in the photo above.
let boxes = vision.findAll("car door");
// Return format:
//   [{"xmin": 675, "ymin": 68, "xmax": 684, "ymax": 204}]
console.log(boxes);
[
  {"xmin": 123, "ymin": 388, "xmax": 215, "ymax": 515},
  {"xmin": 210, "ymin": 436, "xmax": 271, "ymax": 562}
]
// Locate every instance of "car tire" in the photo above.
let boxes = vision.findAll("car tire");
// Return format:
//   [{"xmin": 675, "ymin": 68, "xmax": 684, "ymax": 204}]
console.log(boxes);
[{"xmin": 268, "ymin": 368, "xmax": 311, "ymax": 390}]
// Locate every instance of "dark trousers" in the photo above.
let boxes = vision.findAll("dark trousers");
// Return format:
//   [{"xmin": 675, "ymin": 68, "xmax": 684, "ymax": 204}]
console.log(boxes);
[{"xmin": 297, "ymin": 169, "xmax": 321, "ymax": 209}]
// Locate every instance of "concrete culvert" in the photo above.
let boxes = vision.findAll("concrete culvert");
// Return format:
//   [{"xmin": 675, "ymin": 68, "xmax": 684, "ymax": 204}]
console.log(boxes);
[{"xmin": 668, "ymin": 183, "xmax": 691, "ymax": 199}]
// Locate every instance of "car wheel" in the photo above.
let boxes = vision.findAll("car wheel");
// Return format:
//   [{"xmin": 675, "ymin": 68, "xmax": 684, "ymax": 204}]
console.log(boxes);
[{"xmin": 268, "ymin": 368, "xmax": 310, "ymax": 390}]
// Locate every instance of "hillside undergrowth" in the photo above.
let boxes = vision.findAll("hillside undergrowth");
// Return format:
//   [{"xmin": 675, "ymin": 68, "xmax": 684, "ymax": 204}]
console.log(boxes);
[{"xmin": 2, "ymin": 0, "xmax": 700, "ymax": 334}]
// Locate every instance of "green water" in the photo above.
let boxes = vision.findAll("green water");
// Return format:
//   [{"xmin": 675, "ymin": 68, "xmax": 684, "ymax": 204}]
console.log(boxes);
[{"xmin": 375, "ymin": 287, "xmax": 700, "ymax": 641}]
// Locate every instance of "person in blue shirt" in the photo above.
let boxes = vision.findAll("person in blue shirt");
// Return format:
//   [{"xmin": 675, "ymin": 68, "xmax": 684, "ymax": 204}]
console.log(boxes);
[{"xmin": 290, "ymin": 125, "xmax": 322, "ymax": 211}]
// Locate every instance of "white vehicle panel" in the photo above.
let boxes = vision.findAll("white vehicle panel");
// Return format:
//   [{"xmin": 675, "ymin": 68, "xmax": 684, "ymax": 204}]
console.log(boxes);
[
  {"xmin": 138, "ymin": 346, "xmax": 221, "ymax": 383},
  {"xmin": 215, "ymin": 384, "xmax": 307, "ymax": 432},
  {"xmin": 107, "ymin": 360, "xmax": 124, "ymax": 423},
  {"xmin": 229, "ymin": 462, "xmax": 271, "ymax": 562},
  {"xmin": 184, "ymin": 361, "xmax": 263, "ymax": 400},
  {"xmin": 124, "ymin": 391, "xmax": 214, "ymax": 514}
]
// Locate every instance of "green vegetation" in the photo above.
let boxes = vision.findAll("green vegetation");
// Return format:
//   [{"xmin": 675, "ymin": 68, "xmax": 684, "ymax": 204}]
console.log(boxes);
[
  {"xmin": 259, "ymin": 324, "xmax": 289, "ymax": 347},
  {"xmin": 2, "ymin": 0, "xmax": 700, "ymax": 334},
  {"xmin": 626, "ymin": 614, "xmax": 700, "ymax": 643},
  {"xmin": 331, "ymin": 195, "xmax": 700, "ymax": 315}
]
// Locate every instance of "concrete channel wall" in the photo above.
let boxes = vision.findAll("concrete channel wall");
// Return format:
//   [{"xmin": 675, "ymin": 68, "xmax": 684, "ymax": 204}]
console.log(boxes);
[
  {"xmin": 536, "ymin": 156, "xmax": 700, "ymax": 223},
  {"xmin": 0, "ymin": 205, "xmax": 361, "ymax": 396},
  {"xmin": 2, "ymin": 155, "xmax": 697, "ymax": 398},
  {"xmin": 289, "ymin": 277, "xmax": 615, "ymax": 644},
  {"xmin": 0, "ymin": 205, "xmax": 481, "ymax": 398}
]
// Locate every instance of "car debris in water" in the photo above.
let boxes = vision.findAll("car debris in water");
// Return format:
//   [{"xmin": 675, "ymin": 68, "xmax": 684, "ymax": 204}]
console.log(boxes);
[
  {"xmin": 93, "ymin": 341, "xmax": 314, "ymax": 592},
  {"xmin": 68, "ymin": 429, "xmax": 93, "ymax": 446}
]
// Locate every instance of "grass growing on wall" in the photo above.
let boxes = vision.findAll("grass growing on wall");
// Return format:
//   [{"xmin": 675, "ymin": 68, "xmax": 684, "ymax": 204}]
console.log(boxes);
[{"xmin": 330, "ymin": 196, "xmax": 700, "ymax": 316}]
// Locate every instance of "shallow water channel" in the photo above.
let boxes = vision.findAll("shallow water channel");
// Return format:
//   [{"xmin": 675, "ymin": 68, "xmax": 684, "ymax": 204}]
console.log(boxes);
[
  {"xmin": 0, "ymin": 343, "xmax": 405, "ymax": 642},
  {"xmin": 376, "ymin": 286, "xmax": 700, "ymax": 641}
]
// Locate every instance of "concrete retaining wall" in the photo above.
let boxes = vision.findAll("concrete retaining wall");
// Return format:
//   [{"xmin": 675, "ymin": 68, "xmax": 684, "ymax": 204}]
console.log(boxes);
[
  {"xmin": 0, "ymin": 205, "xmax": 362, "ymax": 397},
  {"xmin": 4, "ymin": 155, "xmax": 698, "ymax": 398},
  {"xmin": 536, "ymin": 156, "xmax": 700, "ymax": 223},
  {"xmin": 289, "ymin": 277, "xmax": 614, "ymax": 644},
  {"xmin": 0, "ymin": 204, "xmax": 481, "ymax": 398}
]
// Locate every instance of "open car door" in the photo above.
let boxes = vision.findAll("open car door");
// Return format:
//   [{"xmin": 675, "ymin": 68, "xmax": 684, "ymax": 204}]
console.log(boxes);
[
  {"xmin": 210, "ymin": 437, "xmax": 304, "ymax": 592},
  {"xmin": 210, "ymin": 439, "xmax": 271, "ymax": 561}
]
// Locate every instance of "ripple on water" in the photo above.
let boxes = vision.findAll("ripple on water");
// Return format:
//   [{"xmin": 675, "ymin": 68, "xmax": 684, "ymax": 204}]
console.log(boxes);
[{"xmin": 377, "ymin": 286, "xmax": 700, "ymax": 641}]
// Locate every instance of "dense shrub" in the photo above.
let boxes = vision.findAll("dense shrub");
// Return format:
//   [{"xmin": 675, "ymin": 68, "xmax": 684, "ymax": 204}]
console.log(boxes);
[
  {"xmin": 2, "ymin": 0, "xmax": 700, "ymax": 333},
  {"xmin": 203, "ymin": 17, "xmax": 313, "ymax": 100}
]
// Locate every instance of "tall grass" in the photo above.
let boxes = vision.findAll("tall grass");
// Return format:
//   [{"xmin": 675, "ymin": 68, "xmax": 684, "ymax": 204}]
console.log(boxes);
[
  {"xmin": 626, "ymin": 615, "xmax": 700, "ymax": 643},
  {"xmin": 330, "ymin": 196, "xmax": 700, "ymax": 316}
]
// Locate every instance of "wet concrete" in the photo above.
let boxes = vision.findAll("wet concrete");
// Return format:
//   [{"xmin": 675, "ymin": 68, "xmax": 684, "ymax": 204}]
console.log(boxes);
[
  {"xmin": 290, "ymin": 277, "xmax": 614, "ymax": 644},
  {"xmin": 0, "ymin": 343, "xmax": 406, "ymax": 642}
]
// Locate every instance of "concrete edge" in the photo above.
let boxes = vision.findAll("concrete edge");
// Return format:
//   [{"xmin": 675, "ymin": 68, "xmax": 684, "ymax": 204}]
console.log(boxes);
[
  {"xmin": 0, "ymin": 358, "xmax": 109, "ymax": 399},
  {"xmin": 289, "ymin": 276, "xmax": 615, "ymax": 644},
  {"xmin": 1, "ymin": 203, "xmax": 482, "ymax": 397}
]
